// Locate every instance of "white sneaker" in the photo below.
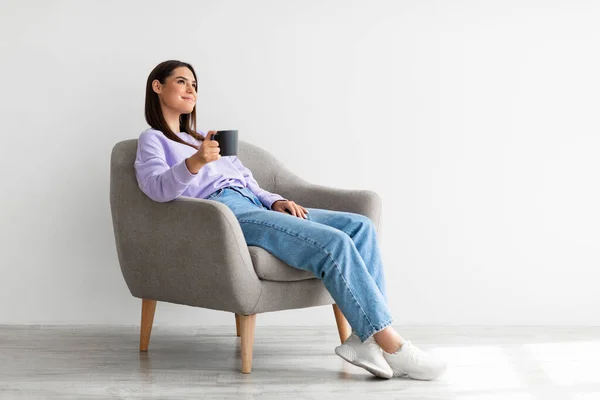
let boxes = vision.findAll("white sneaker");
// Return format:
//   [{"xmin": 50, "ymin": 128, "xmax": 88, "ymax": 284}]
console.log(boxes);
[
  {"xmin": 383, "ymin": 340, "xmax": 447, "ymax": 380},
  {"xmin": 334, "ymin": 332, "xmax": 393, "ymax": 379}
]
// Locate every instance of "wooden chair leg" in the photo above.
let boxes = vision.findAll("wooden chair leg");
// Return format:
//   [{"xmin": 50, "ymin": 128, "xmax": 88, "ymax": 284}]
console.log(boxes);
[
  {"xmin": 332, "ymin": 304, "xmax": 351, "ymax": 344},
  {"xmin": 140, "ymin": 299, "xmax": 157, "ymax": 352},
  {"xmin": 235, "ymin": 313, "xmax": 241, "ymax": 337},
  {"xmin": 239, "ymin": 314, "xmax": 257, "ymax": 374}
]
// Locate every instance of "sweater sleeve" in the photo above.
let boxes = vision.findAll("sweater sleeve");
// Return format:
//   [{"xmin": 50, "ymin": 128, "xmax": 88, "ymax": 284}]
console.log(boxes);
[
  {"xmin": 134, "ymin": 133, "xmax": 197, "ymax": 202},
  {"xmin": 230, "ymin": 156, "xmax": 286, "ymax": 209}
]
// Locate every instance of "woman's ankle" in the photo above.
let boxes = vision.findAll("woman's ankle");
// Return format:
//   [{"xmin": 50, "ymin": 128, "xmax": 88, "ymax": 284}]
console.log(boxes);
[
  {"xmin": 381, "ymin": 340, "xmax": 404, "ymax": 354},
  {"xmin": 373, "ymin": 328, "xmax": 406, "ymax": 353}
]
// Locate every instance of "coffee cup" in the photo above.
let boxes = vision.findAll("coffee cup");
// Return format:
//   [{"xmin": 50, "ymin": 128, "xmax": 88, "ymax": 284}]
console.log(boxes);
[{"xmin": 211, "ymin": 130, "xmax": 238, "ymax": 156}]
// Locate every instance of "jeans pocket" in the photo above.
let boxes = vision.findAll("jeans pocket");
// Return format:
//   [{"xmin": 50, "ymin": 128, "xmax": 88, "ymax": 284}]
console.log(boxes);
[
  {"xmin": 206, "ymin": 188, "xmax": 225, "ymax": 200},
  {"xmin": 228, "ymin": 186, "xmax": 265, "ymax": 208}
]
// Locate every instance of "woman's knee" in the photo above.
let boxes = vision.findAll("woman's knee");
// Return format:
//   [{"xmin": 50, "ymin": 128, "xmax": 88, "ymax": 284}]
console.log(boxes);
[
  {"xmin": 324, "ymin": 228, "xmax": 355, "ymax": 250},
  {"xmin": 347, "ymin": 213, "xmax": 376, "ymax": 235},
  {"xmin": 356, "ymin": 213, "xmax": 375, "ymax": 228}
]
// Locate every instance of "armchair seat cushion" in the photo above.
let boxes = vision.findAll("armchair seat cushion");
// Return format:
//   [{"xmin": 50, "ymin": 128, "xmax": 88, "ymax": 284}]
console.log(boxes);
[{"xmin": 248, "ymin": 246, "xmax": 315, "ymax": 282}]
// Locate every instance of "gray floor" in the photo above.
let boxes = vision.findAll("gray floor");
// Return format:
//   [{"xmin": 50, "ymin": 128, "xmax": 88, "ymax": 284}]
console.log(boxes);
[{"xmin": 0, "ymin": 325, "xmax": 599, "ymax": 400}]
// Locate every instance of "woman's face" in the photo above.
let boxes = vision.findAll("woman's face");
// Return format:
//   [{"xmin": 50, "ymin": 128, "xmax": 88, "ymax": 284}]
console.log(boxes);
[{"xmin": 153, "ymin": 67, "xmax": 197, "ymax": 115}]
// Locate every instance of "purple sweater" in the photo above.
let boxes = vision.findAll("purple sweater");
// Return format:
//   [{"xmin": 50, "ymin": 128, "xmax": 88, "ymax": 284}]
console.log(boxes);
[{"xmin": 134, "ymin": 128, "xmax": 286, "ymax": 208}]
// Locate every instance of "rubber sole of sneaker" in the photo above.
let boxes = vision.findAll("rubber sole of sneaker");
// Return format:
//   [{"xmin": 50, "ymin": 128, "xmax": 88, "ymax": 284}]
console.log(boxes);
[
  {"xmin": 388, "ymin": 363, "xmax": 446, "ymax": 380},
  {"xmin": 389, "ymin": 367, "xmax": 409, "ymax": 378},
  {"xmin": 334, "ymin": 344, "xmax": 393, "ymax": 379},
  {"xmin": 406, "ymin": 366, "xmax": 447, "ymax": 381}
]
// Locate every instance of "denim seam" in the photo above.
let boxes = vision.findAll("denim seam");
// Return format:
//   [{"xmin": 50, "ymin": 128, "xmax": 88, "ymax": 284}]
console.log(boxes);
[{"xmin": 237, "ymin": 218, "xmax": 377, "ymax": 333}]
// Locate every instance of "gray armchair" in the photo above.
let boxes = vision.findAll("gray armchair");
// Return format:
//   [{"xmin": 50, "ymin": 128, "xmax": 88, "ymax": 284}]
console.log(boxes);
[{"xmin": 109, "ymin": 139, "xmax": 383, "ymax": 373}]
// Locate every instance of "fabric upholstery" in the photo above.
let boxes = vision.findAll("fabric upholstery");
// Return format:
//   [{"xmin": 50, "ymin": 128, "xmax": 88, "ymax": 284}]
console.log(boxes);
[
  {"xmin": 248, "ymin": 246, "xmax": 315, "ymax": 282},
  {"xmin": 110, "ymin": 139, "xmax": 382, "ymax": 314}
]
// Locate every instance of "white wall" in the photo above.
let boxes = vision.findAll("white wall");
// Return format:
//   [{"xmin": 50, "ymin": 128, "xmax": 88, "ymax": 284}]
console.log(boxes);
[{"xmin": 1, "ymin": 0, "xmax": 598, "ymax": 326}]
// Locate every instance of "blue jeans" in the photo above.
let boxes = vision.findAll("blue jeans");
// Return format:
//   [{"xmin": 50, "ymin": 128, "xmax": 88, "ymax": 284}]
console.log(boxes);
[{"xmin": 207, "ymin": 186, "xmax": 393, "ymax": 342}]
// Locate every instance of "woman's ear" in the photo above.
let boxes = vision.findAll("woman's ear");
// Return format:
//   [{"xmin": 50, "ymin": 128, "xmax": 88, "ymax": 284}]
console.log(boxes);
[{"xmin": 152, "ymin": 79, "xmax": 162, "ymax": 94}]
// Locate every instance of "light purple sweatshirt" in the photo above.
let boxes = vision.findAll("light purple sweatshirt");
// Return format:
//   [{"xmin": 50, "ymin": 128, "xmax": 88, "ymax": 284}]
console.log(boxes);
[{"xmin": 134, "ymin": 128, "xmax": 286, "ymax": 208}]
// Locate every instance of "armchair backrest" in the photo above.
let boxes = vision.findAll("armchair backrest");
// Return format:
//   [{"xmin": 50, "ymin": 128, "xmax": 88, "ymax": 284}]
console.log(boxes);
[{"xmin": 236, "ymin": 140, "xmax": 283, "ymax": 193}]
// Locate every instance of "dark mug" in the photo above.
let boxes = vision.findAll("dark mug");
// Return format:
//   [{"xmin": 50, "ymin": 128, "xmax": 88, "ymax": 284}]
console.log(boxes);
[{"xmin": 211, "ymin": 130, "xmax": 238, "ymax": 156}]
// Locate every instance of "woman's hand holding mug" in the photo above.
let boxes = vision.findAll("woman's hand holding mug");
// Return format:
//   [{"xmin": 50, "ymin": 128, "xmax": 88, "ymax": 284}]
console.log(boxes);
[{"xmin": 185, "ymin": 130, "xmax": 220, "ymax": 174}]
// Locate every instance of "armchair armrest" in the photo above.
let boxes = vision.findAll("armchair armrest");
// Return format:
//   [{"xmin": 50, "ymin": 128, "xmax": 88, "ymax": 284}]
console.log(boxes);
[
  {"xmin": 273, "ymin": 166, "xmax": 383, "ymax": 231},
  {"xmin": 111, "ymin": 195, "xmax": 262, "ymax": 314}
]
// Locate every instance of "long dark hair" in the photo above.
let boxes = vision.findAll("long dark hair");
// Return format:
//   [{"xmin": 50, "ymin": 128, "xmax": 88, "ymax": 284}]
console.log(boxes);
[{"xmin": 145, "ymin": 60, "xmax": 204, "ymax": 150}]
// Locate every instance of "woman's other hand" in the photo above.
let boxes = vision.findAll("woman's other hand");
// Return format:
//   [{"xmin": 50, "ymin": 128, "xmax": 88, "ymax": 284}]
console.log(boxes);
[{"xmin": 272, "ymin": 200, "xmax": 309, "ymax": 219}]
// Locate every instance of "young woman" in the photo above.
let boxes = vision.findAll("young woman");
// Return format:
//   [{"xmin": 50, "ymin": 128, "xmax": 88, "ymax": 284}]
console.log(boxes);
[{"xmin": 134, "ymin": 60, "xmax": 447, "ymax": 380}]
